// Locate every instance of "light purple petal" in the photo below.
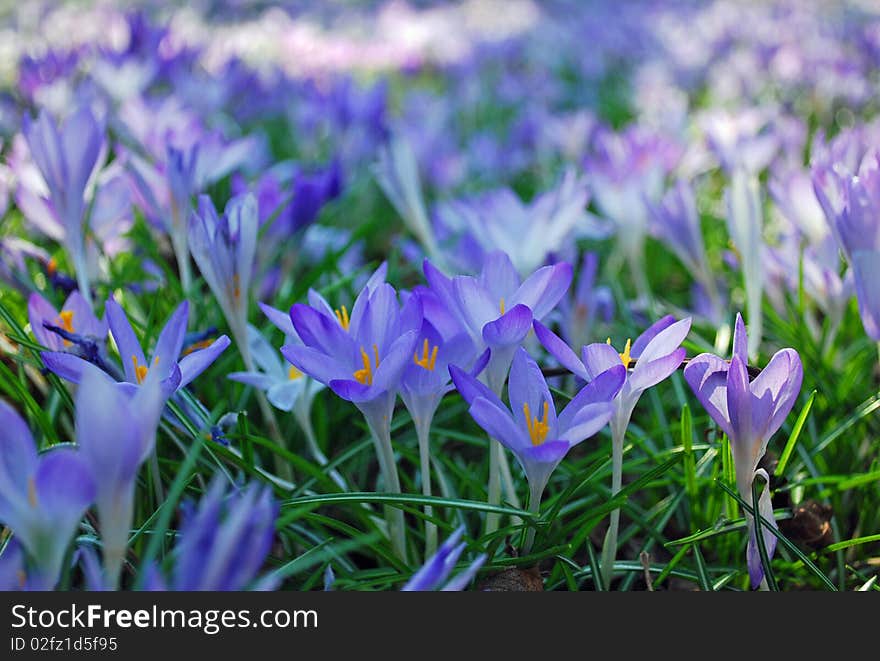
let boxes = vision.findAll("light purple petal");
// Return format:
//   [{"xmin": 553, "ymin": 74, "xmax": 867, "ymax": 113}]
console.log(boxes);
[
  {"xmin": 258, "ymin": 301, "xmax": 297, "ymax": 338},
  {"xmin": 560, "ymin": 402, "xmax": 615, "ymax": 444},
  {"xmin": 178, "ymin": 335, "xmax": 230, "ymax": 388},
  {"xmin": 449, "ymin": 364, "xmax": 504, "ymax": 409},
  {"xmin": 851, "ymin": 250, "xmax": 880, "ymax": 340},
  {"xmin": 533, "ymin": 320, "xmax": 589, "ymax": 381},
  {"xmin": 683, "ymin": 353, "xmax": 732, "ymax": 437},
  {"xmin": 152, "ymin": 301, "xmax": 189, "ymax": 378},
  {"xmin": 507, "ymin": 347, "xmax": 556, "ymax": 438},
  {"xmin": 726, "ymin": 355, "xmax": 753, "ymax": 448},
  {"xmin": 0, "ymin": 400, "xmax": 37, "ymax": 497},
  {"xmin": 469, "ymin": 397, "xmax": 528, "ymax": 452},
  {"xmin": 105, "ymin": 298, "xmax": 145, "ymax": 383},
  {"xmin": 629, "ymin": 347, "xmax": 686, "ymax": 393},
  {"xmin": 40, "ymin": 351, "xmax": 93, "ymax": 384},
  {"xmin": 34, "ymin": 448, "xmax": 96, "ymax": 527},
  {"xmin": 630, "ymin": 315, "xmax": 676, "ymax": 359},
  {"xmin": 481, "ymin": 304, "xmax": 532, "ymax": 347},
  {"xmin": 581, "ymin": 342, "xmax": 623, "ymax": 379},
  {"xmin": 511, "ymin": 261, "xmax": 573, "ymax": 320},
  {"xmin": 732, "ymin": 312, "xmax": 748, "ymax": 362},
  {"xmin": 282, "ymin": 344, "xmax": 348, "ymax": 386}
]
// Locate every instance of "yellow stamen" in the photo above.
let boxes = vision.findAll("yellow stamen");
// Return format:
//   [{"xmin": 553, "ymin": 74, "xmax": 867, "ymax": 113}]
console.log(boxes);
[
  {"xmin": 47, "ymin": 257, "xmax": 57, "ymax": 276},
  {"xmin": 288, "ymin": 365, "xmax": 303, "ymax": 381},
  {"xmin": 607, "ymin": 337, "xmax": 633, "ymax": 367},
  {"xmin": 524, "ymin": 400, "xmax": 550, "ymax": 447},
  {"xmin": 131, "ymin": 355, "xmax": 157, "ymax": 384},
  {"xmin": 58, "ymin": 310, "xmax": 75, "ymax": 347},
  {"xmin": 232, "ymin": 274, "xmax": 241, "ymax": 301},
  {"xmin": 353, "ymin": 344, "xmax": 380, "ymax": 385},
  {"xmin": 334, "ymin": 305, "xmax": 350, "ymax": 330},
  {"xmin": 499, "ymin": 298, "xmax": 506, "ymax": 315},
  {"xmin": 59, "ymin": 310, "xmax": 74, "ymax": 333},
  {"xmin": 182, "ymin": 339, "xmax": 214, "ymax": 356},
  {"xmin": 413, "ymin": 338, "xmax": 439, "ymax": 371},
  {"xmin": 27, "ymin": 477, "xmax": 37, "ymax": 508}
]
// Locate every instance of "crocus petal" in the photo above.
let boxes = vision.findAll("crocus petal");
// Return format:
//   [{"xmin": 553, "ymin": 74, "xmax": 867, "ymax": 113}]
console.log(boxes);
[
  {"xmin": 178, "ymin": 335, "xmax": 231, "ymax": 388},
  {"xmin": 469, "ymin": 397, "xmax": 529, "ymax": 452},
  {"xmin": 752, "ymin": 348, "xmax": 803, "ymax": 442},
  {"xmin": 0, "ymin": 400, "xmax": 37, "ymax": 497},
  {"xmin": 328, "ymin": 379, "xmax": 373, "ymax": 402},
  {"xmin": 258, "ymin": 302, "xmax": 297, "ymax": 338},
  {"xmin": 507, "ymin": 347, "xmax": 556, "ymax": 436},
  {"xmin": 63, "ymin": 290, "xmax": 106, "ymax": 338},
  {"xmin": 479, "ymin": 251, "xmax": 520, "ymax": 302},
  {"xmin": 850, "ymin": 250, "xmax": 880, "ymax": 340},
  {"xmin": 511, "ymin": 261, "xmax": 573, "ymax": 320},
  {"xmin": 634, "ymin": 317, "xmax": 691, "ymax": 364},
  {"xmin": 228, "ymin": 371, "xmax": 277, "ymax": 391},
  {"xmin": 34, "ymin": 448, "xmax": 96, "ymax": 527},
  {"xmin": 28, "ymin": 293, "xmax": 62, "ymax": 350},
  {"xmin": 682, "ymin": 353, "xmax": 733, "ymax": 437},
  {"xmin": 560, "ymin": 402, "xmax": 615, "ymax": 444},
  {"xmin": 533, "ymin": 319, "xmax": 589, "ymax": 381},
  {"xmin": 519, "ymin": 440, "xmax": 571, "ymax": 495},
  {"xmin": 453, "ymin": 275, "xmax": 500, "ymax": 337},
  {"xmin": 726, "ymin": 355, "xmax": 754, "ymax": 451},
  {"xmin": 481, "ymin": 304, "xmax": 532, "ymax": 346},
  {"xmin": 152, "ymin": 301, "xmax": 189, "ymax": 376},
  {"xmin": 266, "ymin": 380, "xmax": 305, "ymax": 411},
  {"xmin": 732, "ymin": 312, "xmax": 748, "ymax": 363},
  {"xmin": 630, "ymin": 314, "xmax": 676, "ymax": 358},
  {"xmin": 557, "ymin": 364, "xmax": 625, "ymax": 430},
  {"xmin": 105, "ymin": 298, "xmax": 145, "ymax": 383},
  {"xmin": 581, "ymin": 342, "xmax": 623, "ymax": 379},
  {"xmin": 289, "ymin": 303, "xmax": 352, "ymax": 358},
  {"xmin": 449, "ymin": 364, "xmax": 504, "ymax": 409},
  {"xmin": 371, "ymin": 329, "xmax": 419, "ymax": 393},
  {"xmin": 629, "ymin": 347, "xmax": 686, "ymax": 393},
  {"xmin": 282, "ymin": 344, "xmax": 348, "ymax": 386},
  {"xmin": 40, "ymin": 351, "xmax": 93, "ymax": 384}
]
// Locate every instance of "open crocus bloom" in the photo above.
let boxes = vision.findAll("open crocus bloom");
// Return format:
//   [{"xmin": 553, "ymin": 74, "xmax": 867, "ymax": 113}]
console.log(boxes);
[
  {"xmin": 425, "ymin": 250, "xmax": 572, "ymax": 392},
  {"xmin": 451, "ymin": 347, "xmax": 624, "ymax": 501},
  {"xmin": 28, "ymin": 290, "xmax": 106, "ymax": 352},
  {"xmin": 41, "ymin": 298, "xmax": 230, "ymax": 398},
  {"xmin": 684, "ymin": 313, "xmax": 803, "ymax": 588},
  {"xmin": 535, "ymin": 314, "xmax": 691, "ymax": 436}
]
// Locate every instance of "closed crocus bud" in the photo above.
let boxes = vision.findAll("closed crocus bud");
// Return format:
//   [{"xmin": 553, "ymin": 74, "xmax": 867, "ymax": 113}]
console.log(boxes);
[{"xmin": 684, "ymin": 313, "xmax": 803, "ymax": 589}]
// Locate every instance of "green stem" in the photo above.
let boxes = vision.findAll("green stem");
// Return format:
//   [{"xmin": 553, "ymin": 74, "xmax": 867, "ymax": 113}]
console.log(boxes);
[
  {"xmin": 363, "ymin": 411, "xmax": 407, "ymax": 563},
  {"xmin": 415, "ymin": 417, "xmax": 437, "ymax": 559},
  {"xmin": 601, "ymin": 415, "xmax": 627, "ymax": 588},
  {"xmin": 486, "ymin": 441, "xmax": 502, "ymax": 535},
  {"xmin": 294, "ymin": 399, "xmax": 347, "ymax": 491},
  {"xmin": 523, "ymin": 481, "xmax": 543, "ymax": 554}
]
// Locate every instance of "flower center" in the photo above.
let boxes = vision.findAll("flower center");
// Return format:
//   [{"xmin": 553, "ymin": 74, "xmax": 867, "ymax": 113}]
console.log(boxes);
[
  {"xmin": 288, "ymin": 365, "xmax": 303, "ymax": 381},
  {"xmin": 607, "ymin": 337, "xmax": 633, "ymax": 367},
  {"xmin": 524, "ymin": 400, "xmax": 550, "ymax": 446},
  {"xmin": 334, "ymin": 305, "xmax": 350, "ymax": 331},
  {"xmin": 413, "ymin": 338, "xmax": 439, "ymax": 371},
  {"xmin": 57, "ymin": 310, "xmax": 75, "ymax": 347},
  {"xmin": 132, "ymin": 355, "xmax": 158, "ymax": 384},
  {"xmin": 182, "ymin": 338, "xmax": 214, "ymax": 356},
  {"xmin": 499, "ymin": 298, "xmax": 506, "ymax": 315},
  {"xmin": 353, "ymin": 344, "xmax": 380, "ymax": 385}
]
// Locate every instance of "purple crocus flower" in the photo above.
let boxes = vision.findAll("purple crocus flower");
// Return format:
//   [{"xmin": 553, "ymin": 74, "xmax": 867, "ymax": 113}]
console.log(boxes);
[
  {"xmin": 41, "ymin": 298, "xmax": 229, "ymax": 399},
  {"xmin": 401, "ymin": 526, "xmax": 486, "ymax": 592},
  {"xmin": 142, "ymin": 477, "xmax": 278, "ymax": 591},
  {"xmin": 0, "ymin": 539, "xmax": 29, "ymax": 591},
  {"xmin": 424, "ymin": 250, "xmax": 572, "ymax": 394},
  {"xmin": 534, "ymin": 313, "xmax": 691, "ymax": 582},
  {"xmin": 648, "ymin": 181, "xmax": 722, "ymax": 324},
  {"xmin": 813, "ymin": 155, "xmax": 880, "ymax": 340},
  {"xmin": 283, "ymin": 276, "xmax": 421, "ymax": 560},
  {"xmin": 0, "ymin": 399, "xmax": 96, "ymax": 590},
  {"xmin": 22, "ymin": 106, "xmax": 105, "ymax": 305},
  {"xmin": 76, "ymin": 364, "xmax": 164, "ymax": 589},
  {"xmin": 28, "ymin": 290, "xmax": 106, "ymax": 352},
  {"xmin": 684, "ymin": 313, "xmax": 803, "ymax": 589},
  {"xmin": 451, "ymin": 348, "xmax": 625, "ymax": 550},
  {"xmin": 431, "ymin": 170, "xmax": 593, "ymax": 277},
  {"xmin": 188, "ymin": 193, "xmax": 257, "ymax": 367}
]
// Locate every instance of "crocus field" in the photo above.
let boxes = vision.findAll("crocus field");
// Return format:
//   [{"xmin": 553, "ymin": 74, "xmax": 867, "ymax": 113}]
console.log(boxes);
[{"xmin": 1, "ymin": 0, "xmax": 879, "ymax": 593}]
